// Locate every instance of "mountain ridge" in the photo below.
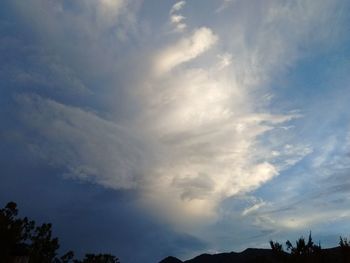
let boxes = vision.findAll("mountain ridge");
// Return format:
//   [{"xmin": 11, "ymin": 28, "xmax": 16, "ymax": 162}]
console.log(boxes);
[{"xmin": 159, "ymin": 246, "xmax": 347, "ymax": 263}]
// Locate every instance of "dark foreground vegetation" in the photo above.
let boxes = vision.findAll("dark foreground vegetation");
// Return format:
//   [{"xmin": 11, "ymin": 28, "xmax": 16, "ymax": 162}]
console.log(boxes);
[
  {"xmin": 2, "ymin": 201, "xmax": 350, "ymax": 263},
  {"xmin": 0, "ymin": 201, "xmax": 119, "ymax": 263}
]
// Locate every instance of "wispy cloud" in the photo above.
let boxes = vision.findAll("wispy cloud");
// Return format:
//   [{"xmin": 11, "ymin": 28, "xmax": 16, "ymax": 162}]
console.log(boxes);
[
  {"xmin": 154, "ymin": 27, "xmax": 218, "ymax": 75},
  {"xmin": 170, "ymin": 1, "xmax": 187, "ymax": 32},
  {"xmin": 16, "ymin": 94, "xmax": 148, "ymax": 189},
  {"xmin": 215, "ymin": 0, "xmax": 234, "ymax": 13}
]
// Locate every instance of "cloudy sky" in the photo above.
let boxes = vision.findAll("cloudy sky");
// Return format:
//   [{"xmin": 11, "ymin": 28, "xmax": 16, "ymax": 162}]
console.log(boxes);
[{"xmin": 1, "ymin": 0, "xmax": 350, "ymax": 262}]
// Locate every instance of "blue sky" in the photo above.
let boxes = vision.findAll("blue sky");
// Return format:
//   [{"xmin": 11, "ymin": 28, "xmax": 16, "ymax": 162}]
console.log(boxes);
[{"xmin": 1, "ymin": 1, "xmax": 350, "ymax": 262}]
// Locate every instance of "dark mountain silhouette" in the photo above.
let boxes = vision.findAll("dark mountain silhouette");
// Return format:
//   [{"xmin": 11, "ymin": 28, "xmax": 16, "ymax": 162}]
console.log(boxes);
[
  {"xmin": 160, "ymin": 231, "xmax": 350, "ymax": 263},
  {"xmin": 159, "ymin": 247, "xmax": 350, "ymax": 263},
  {"xmin": 159, "ymin": 256, "xmax": 184, "ymax": 263},
  {"xmin": 159, "ymin": 249, "xmax": 280, "ymax": 263}
]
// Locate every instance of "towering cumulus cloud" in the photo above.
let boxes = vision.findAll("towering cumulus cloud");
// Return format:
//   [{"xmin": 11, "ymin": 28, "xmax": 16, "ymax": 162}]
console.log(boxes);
[{"xmin": 6, "ymin": 0, "xmax": 348, "ymax": 234}]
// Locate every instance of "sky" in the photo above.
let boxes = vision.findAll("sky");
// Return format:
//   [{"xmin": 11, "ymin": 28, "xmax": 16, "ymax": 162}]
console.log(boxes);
[{"xmin": 1, "ymin": 0, "xmax": 350, "ymax": 262}]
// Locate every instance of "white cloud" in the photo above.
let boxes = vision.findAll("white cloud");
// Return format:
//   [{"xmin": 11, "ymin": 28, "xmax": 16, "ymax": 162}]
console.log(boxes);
[
  {"xmin": 216, "ymin": 53, "xmax": 232, "ymax": 69},
  {"xmin": 170, "ymin": 14, "xmax": 187, "ymax": 32},
  {"xmin": 242, "ymin": 199, "xmax": 266, "ymax": 216},
  {"xmin": 154, "ymin": 27, "xmax": 218, "ymax": 75},
  {"xmin": 169, "ymin": 1, "xmax": 187, "ymax": 32},
  {"xmin": 170, "ymin": 15, "xmax": 185, "ymax": 24},
  {"xmin": 170, "ymin": 1, "xmax": 186, "ymax": 14}
]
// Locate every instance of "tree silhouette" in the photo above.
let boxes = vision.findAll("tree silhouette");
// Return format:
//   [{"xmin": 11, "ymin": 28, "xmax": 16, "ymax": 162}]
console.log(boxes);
[
  {"xmin": 339, "ymin": 236, "xmax": 350, "ymax": 262},
  {"xmin": 269, "ymin": 240, "xmax": 286, "ymax": 261},
  {"xmin": 59, "ymin": 251, "xmax": 75, "ymax": 263},
  {"xmin": 0, "ymin": 201, "xmax": 120, "ymax": 263},
  {"xmin": 29, "ymin": 223, "xmax": 60, "ymax": 263},
  {"xmin": 270, "ymin": 232, "xmax": 323, "ymax": 263},
  {"xmin": 0, "ymin": 201, "xmax": 35, "ymax": 262}
]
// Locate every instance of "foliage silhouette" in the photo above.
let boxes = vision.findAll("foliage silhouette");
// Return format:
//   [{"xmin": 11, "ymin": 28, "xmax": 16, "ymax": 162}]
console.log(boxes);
[
  {"xmin": 269, "ymin": 240, "xmax": 286, "ymax": 261},
  {"xmin": 0, "ymin": 201, "xmax": 120, "ymax": 263},
  {"xmin": 339, "ymin": 236, "xmax": 350, "ymax": 262},
  {"xmin": 270, "ymin": 232, "xmax": 324, "ymax": 263}
]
